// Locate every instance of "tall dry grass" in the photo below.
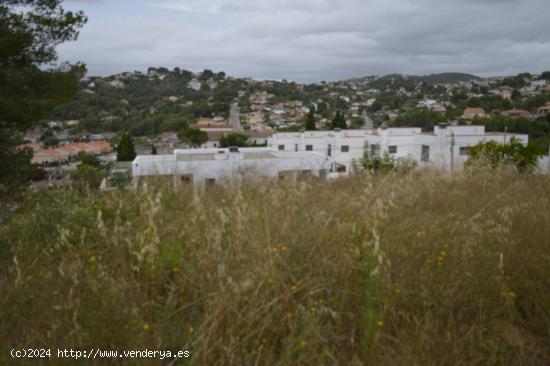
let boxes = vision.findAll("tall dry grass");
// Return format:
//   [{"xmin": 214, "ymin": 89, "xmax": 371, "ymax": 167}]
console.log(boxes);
[{"xmin": 0, "ymin": 170, "xmax": 549, "ymax": 365}]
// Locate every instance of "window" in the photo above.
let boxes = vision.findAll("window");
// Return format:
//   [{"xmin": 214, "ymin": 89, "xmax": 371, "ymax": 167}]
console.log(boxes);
[
  {"xmin": 341, "ymin": 145, "xmax": 350, "ymax": 153},
  {"xmin": 205, "ymin": 178, "xmax": 216, "ymax": 185},
  {"xmin": 335, "ymin": 164, "xmax": 346, "ymax": 173},
  {"xmin": 306, "ymin": 145, "xmax": 313, "ymax": 151},
  {"xmin": 295, "ymin": 144, "xmax": 298, "ymax": 152},
  {"xmin": 388, "ymin": 146, "xmax": 397, "ymax": 154},
  {"xmin": 181, "ymin": 174, "xmax": 193, "ymax": 184},
  {"xmin": 278, "ymin": 145, "xmax": 285, "ymax": 151},
  {"xmin": 421, "ymin": 145, "xmax": 430, "ymax": 162},
  {"xmin": 370, "ymin": 144, "xmax": 379, "ymax": 156},
  {"xmin": 327, "ymin": 144, "xmax": 332, "ymax": 157},
  {"xmin": 459, "ymin": 146, "xmax": 471, "ymax": 156}
]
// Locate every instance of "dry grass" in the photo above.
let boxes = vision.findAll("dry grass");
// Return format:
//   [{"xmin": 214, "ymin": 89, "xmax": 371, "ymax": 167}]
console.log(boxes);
[{"xmin": 1, "ymin": 170, "xmax": 549, "ymax": 365}]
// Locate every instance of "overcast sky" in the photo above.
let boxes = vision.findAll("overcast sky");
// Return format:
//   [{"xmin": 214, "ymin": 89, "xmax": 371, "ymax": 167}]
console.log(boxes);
[{"xmin": 59, "ymin": 0, "xmax": 550, "ymax": 82}]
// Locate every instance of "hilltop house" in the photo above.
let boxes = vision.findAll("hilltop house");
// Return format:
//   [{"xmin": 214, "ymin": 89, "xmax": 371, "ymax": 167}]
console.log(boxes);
[
  {"xmin": 536, "ymin": 103, "xmax": 550, "ymax": 117},
  {"xmin": 462, "ymin": 107, "xmax": 486, "ymax": 120},
  {"xmin": 499, "ymin": 86, "xmax": 514, "ymax": 100},
  {"xmin": 188, "ymin": 79, "xmax": 201, "ymax": 92},
  {"xmin": 430, "ymin": 103, "xmax": 447, "ymax": 113},
  {"xmin": 501, "ymin": 109, "xmax": 531, "ymax": 118}
]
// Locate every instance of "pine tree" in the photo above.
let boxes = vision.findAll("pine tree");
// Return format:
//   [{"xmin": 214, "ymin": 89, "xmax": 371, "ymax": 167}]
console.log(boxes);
[
  {"xmin": 116, "ymin": 132, "xmax": 136, "ymax": 162},
  {"xmin": 1, "ymin": 1, "xmax": 87, "ymax": 199},
  {"xmin": 305, "ymin": 108, "xmax": 316, "ymax": 130},
  {"xmin": 332, "ymin": 111, "xmax": 347, "ymax": 129}
]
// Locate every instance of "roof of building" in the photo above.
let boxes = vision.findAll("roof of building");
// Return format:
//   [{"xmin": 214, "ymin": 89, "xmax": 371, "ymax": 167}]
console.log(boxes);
[
  {"xmin": 463, "ymin": 107, "xmax": 486, "ymax": 114},
  {"xmin": 17, "ymin": 140, "xmax": 111, "ymax": 159},
  {"xmin": 502, "ymin": 109, "xmax": 530, "ymax": 116}
]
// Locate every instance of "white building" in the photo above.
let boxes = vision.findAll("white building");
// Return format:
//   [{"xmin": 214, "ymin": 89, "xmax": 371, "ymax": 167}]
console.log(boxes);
[
  {"xmin": 268, "ymin": 125, "xmax": 529, "ymax": 174},
  {"xmin": 188, "ymin": 79, "xmax": 201, "ymax": 92},
  {"xmin": 417, "ymin": 99, "xmax": 438, "ymax": 109},
  {"xmin": 132, "ymin": 147, "xmax": 333, "ymax": 187}
]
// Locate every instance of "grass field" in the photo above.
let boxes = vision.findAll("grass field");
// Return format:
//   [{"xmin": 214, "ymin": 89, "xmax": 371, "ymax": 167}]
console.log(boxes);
[{"xmin": 1, "ymin": 170, "xmax": 549, "ymax": 365}]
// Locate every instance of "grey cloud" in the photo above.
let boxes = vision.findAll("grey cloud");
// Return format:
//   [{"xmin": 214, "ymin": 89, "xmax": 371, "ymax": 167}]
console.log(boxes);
[{"xmin": 58, "ymin": 0, "xmax": 550, "ymax": 81}]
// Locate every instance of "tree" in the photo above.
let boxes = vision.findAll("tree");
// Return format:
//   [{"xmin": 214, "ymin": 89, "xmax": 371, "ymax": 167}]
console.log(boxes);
[
  {"xmin": 71, "ymin": 163, "xmax": 103, "ymax": 190},
  {"xmin": 539, "ymin": 71, "xmax": 550, "ymax": 80},
  {"xmin": 219, "ymin": 133, "xmax": 249, "ymax": 147},
  {"xmin": 317, "ymin": 102, "xmax": 328, "ymax": 115},
  {"xmin": 199, "ymin": 69, "xmax": 214, "ymax": 81},
  {"xmin": 77, "ymin": 151, "xmax": 100, "ymax": 167},
  {"xmin": 331, "ymin": 111, "xmax": 347, "ymax": 129},
  {"xmin": 116, "ymin": 132, "xmax": 136, "ymax": 162},
  {"xmin": 305, "ymin": 108, "xmax": 316, "ymax": 130},
  {"xmin": 39, "ymin": 128, "xmax": 59, "ymax": 147},
  {"xmin": 0, "ymin": 0, "xmax": 87, "ymax": 199},
  {"xmin": 178, "ymin": 128, "xmax": 208, "ymax": 148},
  {"xmin": 465, "ymin": 138, "xmax": 539, "ymax": 172},
  {"xmin": 362, "ymin": 143, "xmax": 416, "ymax": 173}
]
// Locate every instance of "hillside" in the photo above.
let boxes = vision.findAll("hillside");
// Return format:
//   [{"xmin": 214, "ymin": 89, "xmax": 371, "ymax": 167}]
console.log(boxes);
[
  {"xmin": 416, "ymin": 72, "xmax": 482, "ymax": 84},
  {"xmin": 1, "ymin": 171, "xmax": 550, "ymax": 365}
]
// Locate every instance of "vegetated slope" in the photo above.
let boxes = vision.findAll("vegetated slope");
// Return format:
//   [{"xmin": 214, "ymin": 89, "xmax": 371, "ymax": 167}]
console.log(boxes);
[
  {"xmin": 416, "ymin": 72, "xmax": 482, "ymax": 84},
  {"xmin": 1, "ymin": 171, "xmax": 549, "ymax": 365}
]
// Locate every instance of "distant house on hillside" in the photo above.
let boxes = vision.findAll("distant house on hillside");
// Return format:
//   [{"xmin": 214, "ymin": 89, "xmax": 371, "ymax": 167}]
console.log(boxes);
[
  {"xmin": 499, "ymin": 86, "xmax": 514, "ymax": 100},
  {"xmin": 417, "ymin": 99, "xmax": 438, "ymax": 109},
  {"xmin": 19, "ymin": 141, "xmax": 112, "ymax": 164},
  {"xmin": 536, "ymin": 103, "xmax": 550, "ymax": 117},
  {"xmin": 501, "ymin": 109, "xmax": 531, "ymax": 118},
  {"xmin": 160, "ymin": 132, "xmax": 179, "ymax": 143},
  {"xmin": 462, "ymin": 107, "xmax": 486, "ymax": 120},
  {"xmin": 188, "ymin": 79, "xmax": 201, "ymax": 92},
  {"xmin": 430, "ymin": 103, "xmax": 447, "ymax": 113}
]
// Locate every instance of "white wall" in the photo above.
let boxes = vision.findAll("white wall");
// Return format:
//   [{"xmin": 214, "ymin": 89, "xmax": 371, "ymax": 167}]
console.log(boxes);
[
  {"xmin": 133, "ymin": 148, "xmax": 332, "ymax": 186},
  {"xmin": 269, "ymin": 126, "xmax": 529, "ymax": 173}
]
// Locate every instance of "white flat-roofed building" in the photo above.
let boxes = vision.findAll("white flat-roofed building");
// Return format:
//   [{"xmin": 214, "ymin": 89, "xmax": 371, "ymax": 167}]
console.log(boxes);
[
  {"xmin": 269, "ymin": 125, "xmax": 529, "ymax": 173},
  {"xmin": 132, "ymin": 147, "xmax": 333, "ymax": 187}
]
